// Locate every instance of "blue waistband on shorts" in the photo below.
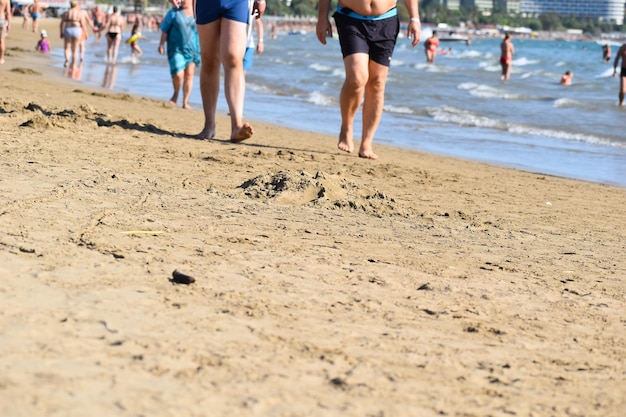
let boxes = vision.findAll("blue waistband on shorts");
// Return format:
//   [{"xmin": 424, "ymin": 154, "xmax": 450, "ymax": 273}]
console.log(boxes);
[{"xmin": 336, "ymin": 6, "xmax": 397, "ymax": 21}]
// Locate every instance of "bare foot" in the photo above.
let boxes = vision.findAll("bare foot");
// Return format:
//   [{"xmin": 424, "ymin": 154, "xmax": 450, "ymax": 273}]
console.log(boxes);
[
  {"xmin": 197, "ymin": 126, "xmax": 215, "ymax": 140},
  {"xmin": 0, "ymin": 59, "xmax": 4, "ymax": 65},
  {"xmin": 358, "ymin": 148, "xmax": 378, "ymax": 160},
  {"xmin": 182, "ymin": 103, "xmax": 193, "ymax": 110},
  {"xmin": 230, "ymin": 123, "xmax": 254, "ymax": 143},
  {"xmin": 337, "ymin": 137, "xmax": 354, "ymax": 153}
]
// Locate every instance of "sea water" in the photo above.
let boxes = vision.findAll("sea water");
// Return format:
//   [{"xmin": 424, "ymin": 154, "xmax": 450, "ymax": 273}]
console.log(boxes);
[{"xmin": 51, "ymin": 28, "xmax": 626, "ymax": 188}]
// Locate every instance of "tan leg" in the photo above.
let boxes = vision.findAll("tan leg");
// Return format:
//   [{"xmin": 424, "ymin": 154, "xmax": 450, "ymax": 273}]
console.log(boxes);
[
  {"xmin": 359, "ymin": 60, "xmax": 389, "ymax": 160},
  {"xmin": 219, "ymin": 18, "xmax": 252, "ymax": 142},
  {"xmin": 197, "ymin": 21, "xmax": 221, "ymax": 139},
  {"xmin": 339, "ymin": 53, "xmax": 369, "ymax": 154},
  {"xmin": 170, "ymin": 71, "xmax": 183, "ymax": 106},
  {"xmin": 182, "ymin": 63, "xmax": 195, "ymax": 110}
]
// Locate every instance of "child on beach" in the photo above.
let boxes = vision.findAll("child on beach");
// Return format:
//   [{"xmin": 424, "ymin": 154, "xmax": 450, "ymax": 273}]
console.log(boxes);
[
  {"xmin": 36, "ymin": 29, "xmax": 50, "ymax": 53},
  {"xmin": 128, "ymin": 19, "xmax": 143, "ymax": 60}
]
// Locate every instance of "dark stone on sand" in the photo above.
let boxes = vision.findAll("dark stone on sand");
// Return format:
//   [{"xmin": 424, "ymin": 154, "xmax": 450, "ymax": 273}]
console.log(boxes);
[{"xmin": 171, "ymin": 269, "xmax": 196, "ymax": 285}]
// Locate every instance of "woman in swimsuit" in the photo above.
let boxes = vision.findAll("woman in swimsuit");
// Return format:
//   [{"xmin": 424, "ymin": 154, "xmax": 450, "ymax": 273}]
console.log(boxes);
[
  {"xmin": 60, "ymin": 1, "xmax": 86, "ymax": 70},
  {"xmin": 101, "ymin": 6, "xmax": 124, "ymax": 64}
]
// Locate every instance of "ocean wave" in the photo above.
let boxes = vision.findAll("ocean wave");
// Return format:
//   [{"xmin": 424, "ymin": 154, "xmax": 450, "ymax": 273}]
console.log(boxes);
[
  {"xmin": 331, "ymin": 68, "xmax": 345, "ymax": 78},
  {"xmin": 449, "ymin": 50, "xmax": 482, "ymax": 59},
  {"xmin": 383, "ymin": 104, "xmax": 414, "ymax": 114},
  {"xmin": 457, "ymin": 82, "xmax": 523, "ymax": 100},
  {"xmin": 306, "ymin": 91, "xmax": 335, "ymax": 107},
  {"xmin": 427, "ymin": 105, "xmax": 625, "ymax": 148},
  {"xmin": 309, "ymin": 63, "xmax": 333, "ymax": 72},
  {"xmin": 428, "ymin": 105, "xmax": 506, "ymax": 129},
  {"xmin": 513, "ymin": 57, "xmax": 540, "ymax": 66},
  {"xmin": 507, "ymin": 125, "xmax": 624, "ymax": 148},
  {"xmin": 553, "ymin": 98, "xmax": 581, "ymax": 108},
  {"xmin": 595, "ymin": 67, "xmax": 615, "ymax": 78}
]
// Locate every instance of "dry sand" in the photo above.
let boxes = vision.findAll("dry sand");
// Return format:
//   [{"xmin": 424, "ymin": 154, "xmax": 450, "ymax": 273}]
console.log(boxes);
[{"xmin": 1, "ymin": 19, "xmax": 625, "ymax": 417}]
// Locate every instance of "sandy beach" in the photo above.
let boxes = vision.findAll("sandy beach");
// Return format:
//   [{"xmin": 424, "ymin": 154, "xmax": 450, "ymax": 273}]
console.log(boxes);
[{"xmin": 1, "ymin": 19, "xmax": 625, "ymax": 416}]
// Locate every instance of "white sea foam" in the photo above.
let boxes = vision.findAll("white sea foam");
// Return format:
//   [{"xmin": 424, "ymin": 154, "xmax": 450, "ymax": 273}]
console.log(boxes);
[
  {"xmin": 596, "ymin": 67, "xmax": 615, "ymax": 78},
  {"xmin": 428, "ymin": 106, "xmax": 623, "ymax": 148},
  {"xmin": 331, "ymin": 68, "xmax": 345, "ymax": 78},
  {"xmin": 309, "ymin": 63, "xmax": 333, "ymax": 72},
  {"xmin": 428, "ymin": 105, "xmax": 506, "ymax": 129},
  {"xmin": 508, "ymin": 125, "xmax": 623, "ymax": 148},
  {"xmin": 383, "ymin": 105, "xmax": 414, "ymax": 114},
  {"xmin": 450, "ymin": 50, "xmax": 482, "ymax": 59},
  {"xmin": 457, "ymin": 83, "xmax": 522, "ymax": 100},
  {"xmin": 306, "ymin": 91, "xmax": 335, "ymax": 107},
  {"xmin": 513, "ymin": 57, "xmax": 540, "ymax": 66},
  {"xmin": 553, "ymin": 98, "xmax": 581, "ymax": 108}
]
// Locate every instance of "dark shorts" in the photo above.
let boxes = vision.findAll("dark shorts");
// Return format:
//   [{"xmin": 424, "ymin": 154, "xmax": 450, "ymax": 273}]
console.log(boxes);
[
  {"xmin": 332, "ymin": 12, "xmax": 399, "ymax": 67},
  {"xmin": 195, "ymin": 0, "xmax": 249, "ymax": 25},
  {"xmin": 621, "ymin": 67, "xmax": 626, "ymax": 78}
]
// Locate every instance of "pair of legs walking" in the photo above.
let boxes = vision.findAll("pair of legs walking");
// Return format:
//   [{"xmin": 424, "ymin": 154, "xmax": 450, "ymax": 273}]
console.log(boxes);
[
  {"xmin": 197, "ymin": 19, "xmax": 252, "ymax": 142},
  {"xmin": 338, "ymin": 54, "xmax": 388, "ymax": 160}
]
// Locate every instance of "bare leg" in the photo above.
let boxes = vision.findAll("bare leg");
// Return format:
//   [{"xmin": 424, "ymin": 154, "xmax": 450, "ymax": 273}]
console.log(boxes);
[
  {"xmin": 619, "ymin": 76, "xmax": 625, "ymax": 106},
  {"xmin": 220, "ymin": 19, "xmax": 252, "ymax": 142},
  {"xmin": 359, "ymin": 60, "xmax": 389, "ymax": 160},
  {"xmin": 197, "ymin": 22, "xmax": 221, "ymax": 139},
  {"xmin": 182, "ymin": 62, "xmax": 195, "ymax": 110},
  {"xmin": 105, "ymin": 35, "xmax": 113, "ymax": 63},
  {"xmin": 69, "ymin": 38, "xmax": 80, "ymax": 70},
  {"xmin": 63, "ymin": 38, "xmax": 70, "ymax": 67},
  {"xmin": 338, "ymin": 53, "xmax": 368, "ymax": 154},
  {"xmin": 0, "ymin": 39, "xmax": 4, "ymax": 64},
  {"xmin": 111, "ymin": 37, "xmax": 121, "ymax": 64},
  {"xmin": 79, "ymin": 41, "xmax": 85, "ymax": 62},
  {"xmin": 169, "ymin": 71, "xmax": 183, "ymax": 106}
]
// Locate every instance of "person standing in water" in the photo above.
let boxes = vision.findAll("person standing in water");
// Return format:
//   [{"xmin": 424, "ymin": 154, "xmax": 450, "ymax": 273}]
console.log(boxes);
[
  {"xmin": 424, "ymin": 30, "xmax": 438, "ymax": 64},
  {"xmin": 100, "ymin": 6, "xmax": 124, "ymax": 64},
  {"xmin": 500, "ymin": 33, "xmax": 514, "ymax": 81},
  {"xmin": 613, "ymin": 43, "xmax": 626, "ymax": 106},
  {"xmin": 602, "ymin": 43, "xmax": 611, "ymax": 63}
]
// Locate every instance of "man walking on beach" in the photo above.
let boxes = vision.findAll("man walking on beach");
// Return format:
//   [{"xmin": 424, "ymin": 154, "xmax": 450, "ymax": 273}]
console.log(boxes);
[
  {"xmin": 316, "ymin": 0, "xmax": 421, "ymax": 159},
  {"xmin": 28, "ymin": 0, "xmax": 45, "ymax": 33},
  {"xmin": 500, "ymin": 33, "xmax": 514, "ymax": 81},
  {"xmin": 613, "ymin": 43, "xmax": 626, "ymax": 106},
  {"xmin": 0, "ymin": 0, "xmax": 10, "ymax": 64}
]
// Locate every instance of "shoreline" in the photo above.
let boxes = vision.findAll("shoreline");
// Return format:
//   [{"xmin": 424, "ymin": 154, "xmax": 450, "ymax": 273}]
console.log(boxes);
[
  {"xmin": 15, "ymin": 18, "xmax": 626, "ymax": 189},
  {"xmin": 2, "ymin": 18, "xmax": 625, "ymax": 417}
]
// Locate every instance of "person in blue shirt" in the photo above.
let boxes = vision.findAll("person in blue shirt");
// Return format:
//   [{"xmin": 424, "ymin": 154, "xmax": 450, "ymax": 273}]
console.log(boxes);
[{"xmin": 158, "ymin": 0, "xmax": 200, "ymax": 110}]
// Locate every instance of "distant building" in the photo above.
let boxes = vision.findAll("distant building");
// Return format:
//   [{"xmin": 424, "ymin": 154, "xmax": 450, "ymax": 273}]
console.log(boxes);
[
  {"xmin": 519, "ymin": 0, "xmax": 625, "ymax": 24},
  {"xmin": 458, "ymin": 0, "xmax": 519, "ymax": 13},
  {"xmin": 496, "ymin": 0, "xmax": 520, "ymax": 13},
  {"xmin": 458, "ymin": 0, "xmax": 625, "ymax": 24}
]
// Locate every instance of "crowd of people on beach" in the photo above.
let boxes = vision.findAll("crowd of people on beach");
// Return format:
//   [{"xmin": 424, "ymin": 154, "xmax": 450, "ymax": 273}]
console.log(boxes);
[
  {"xmin": 495, "ymin": 30, "xmax": 625, "ymax": 105},
  {"xmin": 1, "ymin": 0, "xmax": 626, "ymax": 156}
]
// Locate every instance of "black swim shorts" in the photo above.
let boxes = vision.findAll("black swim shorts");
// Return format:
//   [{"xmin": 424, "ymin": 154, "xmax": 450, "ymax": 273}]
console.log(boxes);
[
  {"xmin": 621, "ymin": 67, "xmax": 626, "ymax": 78},
  {"xmin": 332, "ymin": 11, "xmax": 399, "ymax": 67}
]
